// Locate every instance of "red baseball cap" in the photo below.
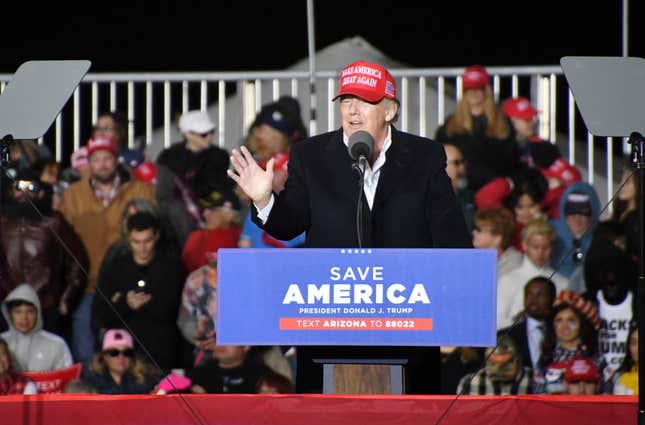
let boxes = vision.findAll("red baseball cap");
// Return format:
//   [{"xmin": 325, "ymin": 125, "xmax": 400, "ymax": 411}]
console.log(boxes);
[
  {"xmin": 541, "ymin": 158, "xmax": 582, "ymax": 185},
  {"xmin": 565, "ymin": 357, "xmax": 599, "ymax": 383},
  {"xmin": 332, "ymin": 60, "xmax": 397, "ymax": 103},
  {"xmin": 86, "ymin": 136, "xmax": 117, "ymax": 157},
  {"xmin": 133, "ymin": 161, "xmax": 157, "ymax": 184},
  {"xmin": 502, "ymin": 97, "xmax": 539, "ymax": 121},
  {"xmin": 462, "ymin": 65, "xmax": 490, "ymax": 91}
]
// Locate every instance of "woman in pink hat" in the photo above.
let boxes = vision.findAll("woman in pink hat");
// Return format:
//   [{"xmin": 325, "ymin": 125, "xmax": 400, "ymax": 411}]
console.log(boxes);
[
  {"xmin": 436, "ymin": 64, "xmax": 519, "ymax": 191},
  {"xmin": 81, "ymin": 329, "xmax": 160, "ymax": 394}
]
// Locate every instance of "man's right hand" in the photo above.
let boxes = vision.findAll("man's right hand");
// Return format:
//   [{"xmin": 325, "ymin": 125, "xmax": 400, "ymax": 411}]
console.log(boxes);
[
  {"xmin": 227, "ymin": 146, "xmax": 274, "ymax": 210},
  {"xmin": 126, "ymin": 290, "xmax": 151, "ymax": 310}
]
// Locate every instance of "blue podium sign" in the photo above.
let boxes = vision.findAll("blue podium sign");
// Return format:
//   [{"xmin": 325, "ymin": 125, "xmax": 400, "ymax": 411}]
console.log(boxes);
[{"xmin": 216, "ymin": 248, "xmax": 496, "ymax": 347}]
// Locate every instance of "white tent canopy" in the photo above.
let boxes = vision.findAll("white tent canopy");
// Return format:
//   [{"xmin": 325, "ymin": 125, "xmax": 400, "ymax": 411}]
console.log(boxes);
[{"xmin": 144, "ymin": 36, "xmax": 454, "ymax": 159}]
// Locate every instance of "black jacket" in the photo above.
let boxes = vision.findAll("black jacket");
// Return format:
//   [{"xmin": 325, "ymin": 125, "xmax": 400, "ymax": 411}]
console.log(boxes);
[
  {"xmin": 92, "ymin": 248, "xmax": 185, "ymax": 371},
  {"xmin": 156, "ymin": 140, "xmax": 232, "ymax": 199},
  {"xmin": 254, "ymin": 127, "xmax": 472, "ymax": 249}
]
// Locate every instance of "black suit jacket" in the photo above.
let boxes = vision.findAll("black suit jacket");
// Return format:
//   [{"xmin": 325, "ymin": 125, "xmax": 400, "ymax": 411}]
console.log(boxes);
[
  {"xmin": 253, "ymin": 127, "xmax": 473, "ymax": 393},
  {"xmin": 254, "ymin": 127, "xmax": 471, "ymax": 248}
]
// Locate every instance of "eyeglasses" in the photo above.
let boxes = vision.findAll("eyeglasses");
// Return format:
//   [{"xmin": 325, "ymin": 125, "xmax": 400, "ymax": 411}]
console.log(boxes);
[
  {"xmin": 193, "ymin": 130, "xmax": 215, "ymax": 138},
  {"xmin": 93, "ymin": 125, "xmax": 115, "ymax": 133},
  {"xmin": 104, "ymin": 348, "xmax": 134, "ymax": 358},
  {"xmin": 14, "ymin": 180, "xmax": 41, "ymax": 193}
]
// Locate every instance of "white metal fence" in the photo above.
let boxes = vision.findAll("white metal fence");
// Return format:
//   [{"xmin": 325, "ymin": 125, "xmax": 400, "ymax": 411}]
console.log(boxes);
[{"xmin": 0, "ymin": 65, "xmax": 628, "ymax": 209}]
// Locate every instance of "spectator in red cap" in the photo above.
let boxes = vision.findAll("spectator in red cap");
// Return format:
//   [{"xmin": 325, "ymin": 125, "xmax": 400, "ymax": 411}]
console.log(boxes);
[
  {"xmin": 502, "ymin": 96, "xmax": 582, "ymax": 218},
  {"xmin": 564, "ymin": 356, "xmax": 600, "ymax": 394},
  {"xmin": 92, "ymin": 111, "xmax": 148, "ymax": 169},
  {"xmin": 228, "ymin": 59, "xmax": 471, "ymax": 394},
  {"xmin": 436, "ymin": 65, "xmax": 520, "ymax": 191},
  {"xmin": 58, "ymin": 135, "xmax": 156, "ymax": 365}
]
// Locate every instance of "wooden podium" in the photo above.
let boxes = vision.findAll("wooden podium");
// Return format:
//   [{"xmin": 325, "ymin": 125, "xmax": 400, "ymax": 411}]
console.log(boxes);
[{"xmin": 315, "ymin": 358, "xmax": 406, "ymax": 394}]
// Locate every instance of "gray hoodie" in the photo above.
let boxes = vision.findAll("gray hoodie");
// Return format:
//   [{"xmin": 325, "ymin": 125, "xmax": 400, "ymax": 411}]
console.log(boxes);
[{"xmin": 1, "ymin": 284, "xmax": 73, "ymax": 371}]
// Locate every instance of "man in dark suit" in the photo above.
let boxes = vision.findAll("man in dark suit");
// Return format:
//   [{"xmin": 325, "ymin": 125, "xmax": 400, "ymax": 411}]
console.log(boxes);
[
  {"xmin": 499, "ymin": 277, "xmax": 556, "ymax": 372},
  {"xmin": 228, "ymin": 60, "xmax": 472, "ymax": 393}
]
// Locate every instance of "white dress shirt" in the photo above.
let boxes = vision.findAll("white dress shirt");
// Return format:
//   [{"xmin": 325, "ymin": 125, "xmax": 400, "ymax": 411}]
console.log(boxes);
[
  {"xmin": 257, "ymin": 127, "xmax": 393, "ymax": 223},
  {"xmin": 526, "ymin": 316, "xmax": 545, "ymax": 368}
]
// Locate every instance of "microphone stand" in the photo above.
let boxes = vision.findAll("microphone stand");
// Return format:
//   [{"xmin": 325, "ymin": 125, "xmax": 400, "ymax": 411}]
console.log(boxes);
[
  {"xmin": 627, "ymin": 131, "xmax": 644, "ymax": 425},
  {"xmin": 352, "ymin": 156, "xmax": 368, "ymax": 248}
]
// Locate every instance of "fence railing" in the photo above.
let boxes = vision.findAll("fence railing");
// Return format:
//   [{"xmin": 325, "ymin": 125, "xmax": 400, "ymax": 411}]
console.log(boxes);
[{"xmin": 0, "ymin": 65, "xmax": 628, "ymax": 209}]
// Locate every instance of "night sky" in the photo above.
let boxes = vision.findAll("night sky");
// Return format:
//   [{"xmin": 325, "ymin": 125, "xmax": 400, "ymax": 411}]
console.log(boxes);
[{"xmin": 2, "ymin": 2, "xmax": 643, "ymax": 74}]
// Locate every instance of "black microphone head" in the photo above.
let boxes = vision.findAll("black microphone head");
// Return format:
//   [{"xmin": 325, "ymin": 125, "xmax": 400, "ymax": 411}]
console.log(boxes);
[{"xmin": 347, "ymin": 130, "xmax": 374, "ymax": 161}]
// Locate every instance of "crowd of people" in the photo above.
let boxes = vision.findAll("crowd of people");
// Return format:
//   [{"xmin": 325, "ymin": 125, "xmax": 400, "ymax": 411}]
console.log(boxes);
[
  {"xmin": 0, "ymin": 62, "xmax": 639, "ymax": 397},
  {"xmin": 438, "ymin": 65, "xmax": 639, "ymax": 396}
]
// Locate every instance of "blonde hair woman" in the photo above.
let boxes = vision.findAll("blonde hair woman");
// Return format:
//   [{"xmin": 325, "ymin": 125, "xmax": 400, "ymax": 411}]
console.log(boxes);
[
  {"xmin": 82, "ymin": 329, "xmax": 160, "ymax": 394},
  {"xmin": 436, "ymin": 65, "xmax": 518, "ymax": 191}
]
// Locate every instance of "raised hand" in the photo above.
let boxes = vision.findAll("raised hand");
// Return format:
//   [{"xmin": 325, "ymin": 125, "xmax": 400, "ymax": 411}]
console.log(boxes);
[{"xmin": 227, "ymin": 146, "xmax": 275, "ymax": 210}]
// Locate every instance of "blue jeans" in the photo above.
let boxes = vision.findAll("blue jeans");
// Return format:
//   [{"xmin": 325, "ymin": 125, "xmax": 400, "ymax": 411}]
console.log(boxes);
[{"xmin": 71, "ymin": 293, "xmax": 96, "ymax": 364}]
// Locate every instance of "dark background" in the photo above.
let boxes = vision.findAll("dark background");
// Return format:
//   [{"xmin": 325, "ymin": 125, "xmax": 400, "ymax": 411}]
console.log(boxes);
[{"xmin": 2, "ymin": 2, "xmax": 643, "ymax": 73}]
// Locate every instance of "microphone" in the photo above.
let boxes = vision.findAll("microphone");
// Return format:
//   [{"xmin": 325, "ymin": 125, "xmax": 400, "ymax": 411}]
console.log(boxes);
[
  {"xmin": 347, "ymin": 131, "xmax": 373, "ymax": 248},
  {"xmin": 348, "ymin": 130, "xmax": 374, "ymax": 162}
]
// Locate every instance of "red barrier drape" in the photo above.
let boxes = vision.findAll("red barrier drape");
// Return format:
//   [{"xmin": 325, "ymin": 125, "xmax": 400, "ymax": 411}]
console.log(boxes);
[{"xmin": 0, "ymin": 394, "xmax": 636, "ymax": 425}]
